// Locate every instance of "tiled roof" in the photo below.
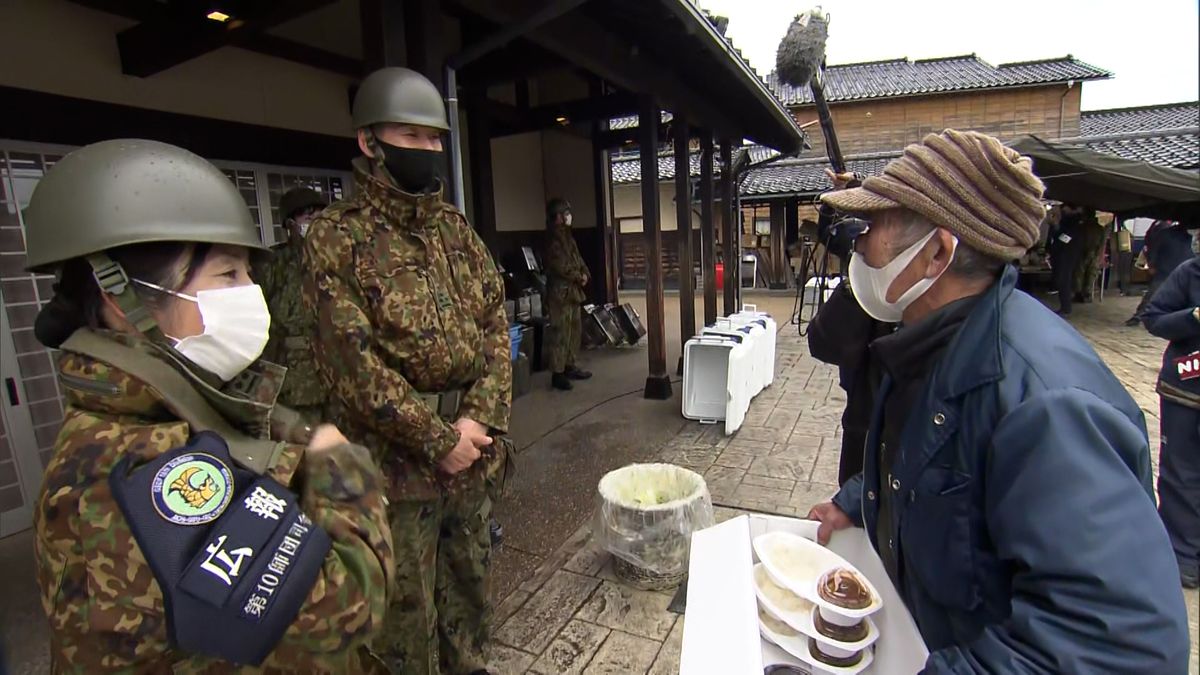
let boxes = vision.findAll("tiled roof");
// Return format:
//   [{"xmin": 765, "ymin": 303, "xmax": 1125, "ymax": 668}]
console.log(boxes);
[
  {"xmin": 1063, "ymin": 130, "xmax": 1199, "ymax": 170},
  {"xmin": 1080, "ymin": 102, "xmax": 1200, "ymax": 136},
  {"xmin": 738, "ymin": 129, "xmax": 1198, "ymax": 199},
  {"xmin": 740, "ymin": 152, "xmax": 898, "ymax": 197},
  {"xmin": 768, "ymin": 55, "xmax": 1111, "ymax": 106},
  {"xmin": 609, "ymin": 112, "xmax": 674, "ymax": 130},
  {"xmin": 609, "ymin": 145, "xmax": 780, "ymax": 184}
]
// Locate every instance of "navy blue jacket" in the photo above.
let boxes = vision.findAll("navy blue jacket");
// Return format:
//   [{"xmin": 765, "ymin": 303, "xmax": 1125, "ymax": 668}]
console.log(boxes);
[
  {"xmin": 1148, "ymin": 224, "xmax": 1193, "ymax": 283},
  {"xmin": 833, "ymin": 266, "xmax": 1190, "ymax": 673},
  {"xmin": 1144, "ymin": 256, "xmax": 1200, "ymax": 399}
]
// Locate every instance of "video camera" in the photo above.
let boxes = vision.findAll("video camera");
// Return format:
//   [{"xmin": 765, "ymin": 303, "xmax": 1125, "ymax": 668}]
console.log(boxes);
[{"xmin": 819, "ymin": 216, "xmax": 869, "ymax": 261}]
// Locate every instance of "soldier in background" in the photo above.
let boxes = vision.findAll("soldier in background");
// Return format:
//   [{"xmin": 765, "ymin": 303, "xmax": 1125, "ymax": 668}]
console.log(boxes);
[
  {"xmin": 255, "ymin": 186, "xmax": 328, "ymax": 423},
  {"xmin": 302, "ymin": 67, "xmax": 512, "ymax": 674},
  {"xmin": 543, "ymin": 198, "xmax": 592, "ymax": 391},
  {"xmin": 1072, "ymin": 208, "xmax": 1106, "ymax": 302}
]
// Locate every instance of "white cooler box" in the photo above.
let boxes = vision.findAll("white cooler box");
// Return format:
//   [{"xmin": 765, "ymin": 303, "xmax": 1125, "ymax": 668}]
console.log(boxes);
[
  {"xmin": 682, "ymin": 334, "xmax": 754, "ymax": 434},
  {"xmin": 803, "ymin": 275, "xmax": 842, "ymax": 304},
  {"xmin": 681, "ymin": 515, "xmax": 929, "ymax": 674},
  {"xmin": 702, "ymin": 319, "xmax": 765, "ymax": 398},
  {"xmin": 728, "ymin": 304, "xmax": 777, "ymax": 392}
]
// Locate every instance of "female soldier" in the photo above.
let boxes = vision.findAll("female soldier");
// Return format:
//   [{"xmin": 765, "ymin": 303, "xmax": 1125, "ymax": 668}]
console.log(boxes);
[{"xmin": 24, "ymin": 139, "xmax": 393, "ymax": 672}]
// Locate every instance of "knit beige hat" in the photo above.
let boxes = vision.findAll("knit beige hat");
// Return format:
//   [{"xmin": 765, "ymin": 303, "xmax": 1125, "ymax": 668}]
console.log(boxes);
[{"xmin": 822, "ymin": 129, "xmax": 1046, "ymax": 260}]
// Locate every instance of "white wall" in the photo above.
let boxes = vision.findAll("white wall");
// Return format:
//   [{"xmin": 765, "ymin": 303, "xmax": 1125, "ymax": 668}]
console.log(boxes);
[
  {"xmin": 613, "ymin": 183, "xmax": 700, "ymax": 233},
  {"xmin": 491, "ymin": 129, "xmax": 598, "ymax": 232},
  {"xmin": 0, "ymin": 0, "xmax": 357, "ymax": 138},
  {"xmin": 542, "ymin": 130, "xmax": 595, "ymax": 230},
  {"xmin": 492, "ymin": 133, "xmax": 547, "ymax": 232}
]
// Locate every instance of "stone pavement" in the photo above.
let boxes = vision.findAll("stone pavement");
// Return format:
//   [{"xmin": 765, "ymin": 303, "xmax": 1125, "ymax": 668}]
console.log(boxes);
[{"xmin": 487, "ymin": 291, "xmax": 1200, "ymax": 675}]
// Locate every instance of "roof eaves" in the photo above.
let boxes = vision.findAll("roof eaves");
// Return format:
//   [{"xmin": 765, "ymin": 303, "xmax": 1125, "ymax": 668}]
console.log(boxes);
[{"xmin": 661, "ymin": 0, "xmax": 803, "ymax": 152}]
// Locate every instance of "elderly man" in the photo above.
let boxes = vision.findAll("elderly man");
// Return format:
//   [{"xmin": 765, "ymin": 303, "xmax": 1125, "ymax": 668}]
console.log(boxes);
[{"xmin": 808, "ymin": 130, "xmax": 1190, "ymax": 671}]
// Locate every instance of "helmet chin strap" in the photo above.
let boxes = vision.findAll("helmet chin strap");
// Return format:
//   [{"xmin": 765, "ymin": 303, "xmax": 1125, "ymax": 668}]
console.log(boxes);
[
  {"xmin": 86, "ymin": 252, "xmax": 165, "ymax": 341},
  {"xmin": 363, "ymin": 127, "xmax": 399, "ymax": 188}
]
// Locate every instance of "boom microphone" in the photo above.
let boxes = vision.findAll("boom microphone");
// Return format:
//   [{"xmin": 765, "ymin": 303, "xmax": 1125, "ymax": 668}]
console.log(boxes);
[
  {"xmin": 776, "ymin": 9, "xmax": 846, "ymax": 174},
  {"xmin": 776, "ymin": 10, "xmax": 827, "ymax": 88}
]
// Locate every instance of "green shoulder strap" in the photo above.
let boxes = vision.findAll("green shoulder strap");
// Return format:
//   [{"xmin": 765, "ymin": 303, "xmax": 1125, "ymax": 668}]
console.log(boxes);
[{"xmin": 60, "ymin": 330, "xmax": 284, "ymax": 475}]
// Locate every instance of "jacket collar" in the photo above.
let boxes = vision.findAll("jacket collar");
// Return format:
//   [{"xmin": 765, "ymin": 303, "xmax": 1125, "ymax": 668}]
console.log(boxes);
[
  {"xmin": 925, "ymin": 264, "xmax": 1016, "ymax": 401},
  {"xmin": 61, "ymin": 330, "xmax": 286, "ymax": 441},
  {"xmin": 352, "ymin": 157, "xmax": 450, "ymax": 231}
]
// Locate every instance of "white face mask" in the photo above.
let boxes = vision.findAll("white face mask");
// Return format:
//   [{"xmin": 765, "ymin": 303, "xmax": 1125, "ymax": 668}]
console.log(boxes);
[
  {"xmin": 848, "ymin": 229, "xmax": 957, "ymax": 323},
  {"xmin": 134, "ymin": 280, "xmax": 271, "ymax": 381},
  {"xmin": 298, "ymin": 222, "xmax": 311, "ymax": 238}
]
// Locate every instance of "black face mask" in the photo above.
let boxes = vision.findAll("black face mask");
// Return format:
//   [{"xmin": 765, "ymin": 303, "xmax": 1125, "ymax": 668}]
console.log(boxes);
[{"xmin": 376, "ymin": 140, "xmax": 445, "ymax": 194}]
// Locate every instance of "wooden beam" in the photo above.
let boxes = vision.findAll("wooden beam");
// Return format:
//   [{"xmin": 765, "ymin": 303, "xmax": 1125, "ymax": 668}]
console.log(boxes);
[
  {"xmin": 530, "ymin": 91, "xmax": 639, "ymax": 127},
  {"xmin": 597, "ymin": 123, "xmax": 668, "ymax": 149},
  {"xmin": 457, "ymin": 40, "xmax": 567, "ymax": 87},
  {"xmin": 0, "ymin": 85, "xmax": 355, "ymax": 170},
  {"xmin": 639, "ymin": 96, "xmax": 672, "ymax": 400},
  {"xmin": 720, "ymin": 139, "xmax": 736, "ymax": 316},
  {"xmin": 242, "ymin": 35, "xmax": 362, "ymax": 77},
  {"xmin": 674, "ymin": 115, "xmax": 695, "ymax": 375},
  {"xmin": 700, "ymin": 132, "xmax": 717, "ymax": 327},
  {"xmin": 452, "ymin": 0, "xmax": 744, "ymax": 141},
  {"xmin": 115, "ymin": 0, "xmax": 337, "ymax": 77}
]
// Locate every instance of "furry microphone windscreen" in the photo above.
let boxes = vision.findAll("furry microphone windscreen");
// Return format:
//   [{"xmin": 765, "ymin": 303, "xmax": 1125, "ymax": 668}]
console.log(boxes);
[{"xmin": 776, "ymin": 11, "xmax": 829, "ymax": 88}]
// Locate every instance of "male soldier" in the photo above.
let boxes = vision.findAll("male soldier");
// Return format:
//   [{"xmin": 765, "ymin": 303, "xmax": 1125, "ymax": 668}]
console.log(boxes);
[
  {"xmin": 302, "ymin": 67, "xmax": 512, "ymax": 675},
  {"xmin": 255, "ymin": 186, "xmax": 328, "ymax": 422},
  {"xmin": 544, "ymin": 198, "xmax": 592, "ymax": 391}
]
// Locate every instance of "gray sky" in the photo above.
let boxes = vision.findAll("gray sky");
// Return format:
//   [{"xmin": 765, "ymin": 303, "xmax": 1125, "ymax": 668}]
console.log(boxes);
[{"xmin": 696, "ymin": 0, "xmax": 1200, "ymax": 111}]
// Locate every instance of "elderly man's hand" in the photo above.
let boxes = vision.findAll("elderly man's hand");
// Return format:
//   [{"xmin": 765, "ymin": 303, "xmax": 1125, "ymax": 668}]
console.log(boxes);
[
  {"xmin": 825, "ymin": 168, "xmax": 857, "ymax": 191},
  {"xmin": 807, "ymin": 502, "xmax": 853, "ymax": 545}
]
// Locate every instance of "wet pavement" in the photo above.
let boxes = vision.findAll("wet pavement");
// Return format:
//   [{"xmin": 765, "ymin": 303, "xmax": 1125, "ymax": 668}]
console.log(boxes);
[{"xmin": 2, "ymin": 287, "xmax": 1197, "ymax": 673}]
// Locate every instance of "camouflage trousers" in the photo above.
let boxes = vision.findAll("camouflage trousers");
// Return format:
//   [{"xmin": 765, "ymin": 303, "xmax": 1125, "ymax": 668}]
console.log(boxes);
[
  {"xmin": 375, "ymin": 474, "xmax": 492, "ymax": 674},
  {"xmin": 547, "ymin": 296, "xmax": 581, "ymax": 374},
  {"xmin": 1074, "ymin": 248, "xmax": 1103, "ymax": 297}
]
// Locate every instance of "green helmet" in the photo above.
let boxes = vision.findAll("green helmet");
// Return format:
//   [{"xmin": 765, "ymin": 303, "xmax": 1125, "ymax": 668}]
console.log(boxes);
[
  {"xmin": 547, "ymin": 198, "xmax": 572, "ymax": 221},
  {"xmin": 278, "ymin": 187, "xmax": 327, "ymax": 222},
  {"xmin": 352, "ymin": 67, "xmax": 450, "ymax": 131},
  {"xmin": 24, "ymin": 139, "xmax": 265, "ymax": 273}
]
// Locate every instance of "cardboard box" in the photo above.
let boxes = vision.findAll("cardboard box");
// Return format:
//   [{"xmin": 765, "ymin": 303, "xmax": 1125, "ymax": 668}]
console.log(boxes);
[{"xmin": 681, "ymin": 515, "xmax": 928, "ymax": 674}]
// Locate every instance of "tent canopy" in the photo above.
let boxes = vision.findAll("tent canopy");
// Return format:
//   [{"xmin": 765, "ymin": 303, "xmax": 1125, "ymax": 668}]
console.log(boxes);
[{"xmin": 1008, "ymin": 135, "xmax": 1200, "ymax": 221}]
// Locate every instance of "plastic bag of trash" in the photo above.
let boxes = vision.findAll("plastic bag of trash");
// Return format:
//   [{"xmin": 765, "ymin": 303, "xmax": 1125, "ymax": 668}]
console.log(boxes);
[{"xmin": 595, "ymin": 463, "xmax": 715, "ymax": 589}]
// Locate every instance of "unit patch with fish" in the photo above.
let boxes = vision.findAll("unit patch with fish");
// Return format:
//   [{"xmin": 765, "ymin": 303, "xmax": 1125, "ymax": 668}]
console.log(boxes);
[{"xmin": 152, "ymin": 452, "xmax": 234, "ymax": 525}]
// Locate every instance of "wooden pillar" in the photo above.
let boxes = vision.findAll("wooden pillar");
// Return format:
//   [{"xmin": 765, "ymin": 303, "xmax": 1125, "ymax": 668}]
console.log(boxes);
[
  {"xmin": 673, "ymin": 117, "xmax": 695, "ymax": 375},
  {"xmin": 402, "ymin": 0, "xmax": 444, "ymax": 91},
  {"xmin": 592, "ymin": 79, "xmax": 618, "ymax": 305},
  {"xmin": 785, "ymin": 197, "xmax": 800, "ymax": 287},
  {"xmin": 769, "ymin": 200, "xmax": 787, "ymax": 289},
  {"xmin": 359, "ymin": 0, "xmax": 407, "ymax": 71},
  {"xmin": 699, "ymin": 133, "xmax": 717, "ymax": 327},
  {"xmin": 720, "ymin": 140, "xmax": 736, "ymax": 316},
  {"xmin": 639, "ymin": 96, "xmax": 672, "ymax": 399},
  {"xmin": 465, "ymin": 88, "xmax": 497, "ymax": 248}
]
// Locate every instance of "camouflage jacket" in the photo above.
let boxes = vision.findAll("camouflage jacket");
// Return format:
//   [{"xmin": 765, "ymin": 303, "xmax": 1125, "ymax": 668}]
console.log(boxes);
[
  {"xmin": 302, "ymin": 160, "xmax": 512, "ymax": 501},
  {"xmin": 253, "ymin": 235, "xmax": 324, "ymax": 410},
  {"xmin": 545, "ymin": 224, "xmax": 588, "ymax": 305},
  {"xmin": 33, "ymin": 330, "xmax": 393, "ymax": 673}
]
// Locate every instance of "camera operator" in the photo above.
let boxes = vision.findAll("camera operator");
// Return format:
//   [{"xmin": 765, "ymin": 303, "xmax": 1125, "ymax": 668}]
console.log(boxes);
[{"xmin": 808, "ymin": 169, "xmax": 896, "ymax": 485}]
